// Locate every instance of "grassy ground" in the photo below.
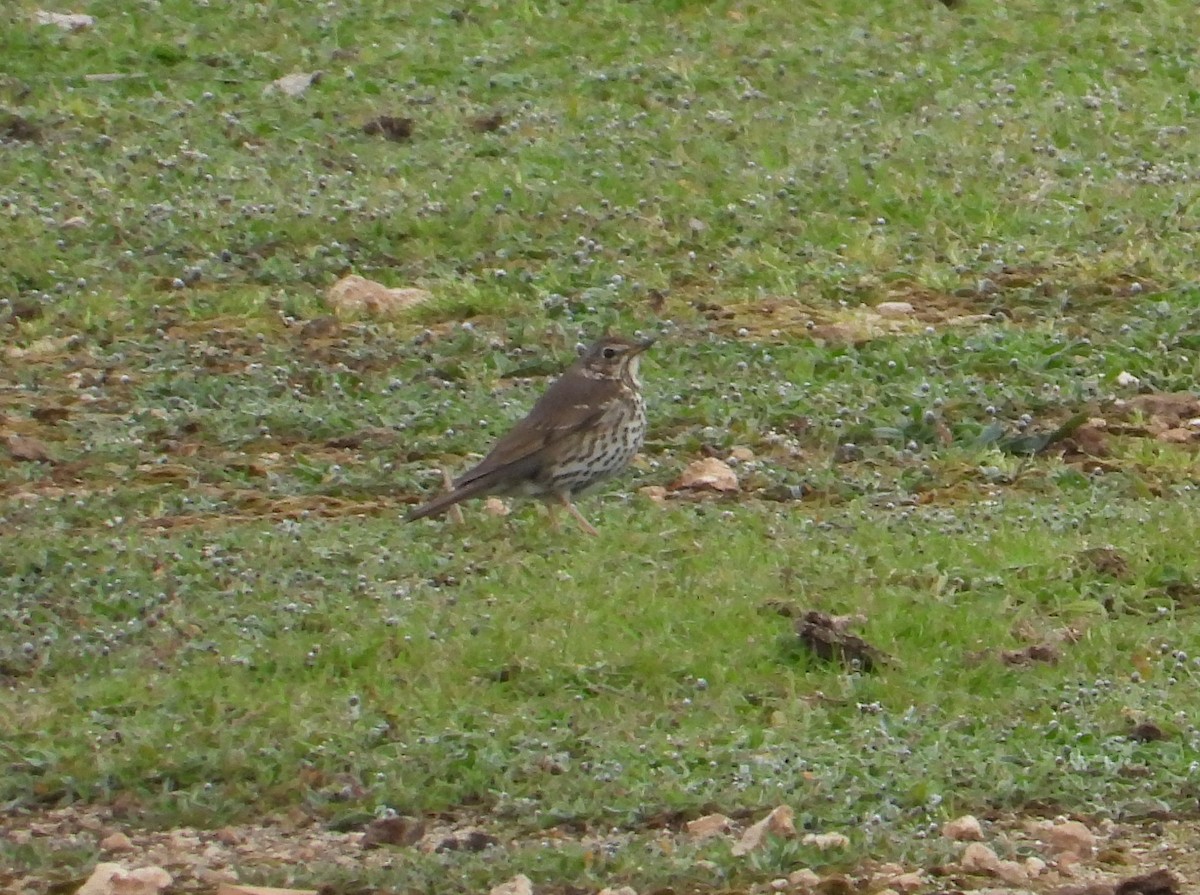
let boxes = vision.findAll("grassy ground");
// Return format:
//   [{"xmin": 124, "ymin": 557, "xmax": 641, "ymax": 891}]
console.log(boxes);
[{"xmin": 3, "ymin": 0, "xmax": 1200, "ymax": 891}]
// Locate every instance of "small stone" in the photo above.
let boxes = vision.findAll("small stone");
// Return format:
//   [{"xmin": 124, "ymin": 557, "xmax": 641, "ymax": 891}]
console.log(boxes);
[
  {"xmin": 961, "ymin": 842, "xmax": 1002, "ymax": 874},
  {"xmin": 361, "ymin": 814, "xmax": 424, "ymax": 849},
  {"xmin": 5, "ymin": 435, "xmax": 53, "ymax": 463},
  {"xmin": 875, "ymin": 301, "xmax": 915, "ymax": 318},
  {"xmin": 263, "ymin": 71, "xmax": 322, "ymax": 97},
  {"xmin": 597, "ymin": 888, "xmax": 638, "ymax": 895},
  {"xmin": 36, "ymin": 10, "xmax": 95, "ymax": 30},
  {"xmin": 77, "ymin": 814, "xmax": 106, "ymax": 832},
  {"xmin": 685, "ymin": 813, "xmax": 734, "ymax": 841},
  {"xmin": 996, "ymin": 860, "xmax": 1029, "ymax": 885},
  {"xmin": 671, "ymin": 457, "xmax": 739, "ymax": 493},
  {"xmin": 488, "ymin": 874, "xmax": 533, "ymax": 895},
  {"xmin": 731, "ymin": 805, "xmax": 795, "ymax": 856},
  {"xmin": 728, "ymin": 446, "xmax": 755, "ymax": 462},
  {"xmin": 194, "ymin": 866, "xmax": 238, "ymax": 885},
  {"xmin": 213, "ymin": 827, "xmax": 241, "ymax": 846},
  {"xmin": 1056, "ymin": 851, "xmax": 1082, "ymax": 876},
  {"xmin": 770, "ymin": 879, "xmax": 789, "ymax": 891},
  {"xmin": 942, "ymin": 814, "xmax": 984, "ymax": 841},
  {"xmin": 1156, "ymin": 428, "xmax": 1192, "ymax": 443},
  {"xmin": 327, "ymin": 274, "xmax": 432, "ymax": 317},
  {"xmin": 482, "ymin": 497, "xmax": 510, "ymax": 517},
  {"xmin": 812, "ymin": 873, "xmax": 854, "ymax": 895},
  {"xmin": 889, "ymin": 871, "xmax": 925, "ymax": 892},
  {"xmin": 788, "ymin": 868, "xmax": 821, "ymax": 888},
  {"xmin": 1025, "ymin": 856, "xmax": 1046, "ymax": 877},
  {"xmin": 76, "ymin": 863, "xmax": 171, "ymax": 895},
  {"xmin": 801, "ymin": 831, "xmax": 849, "ymax": 850},
  {"xmin": 99, "ymin": 831, "xmax": 135, "ymax": 852},
  {"xmin": 1115, "ymin": 371, "xmax": 1141, "ymax": 388},
  {"xmin": 1046, "ymin": 820, "xmax": 1097, "ymax": 856}
]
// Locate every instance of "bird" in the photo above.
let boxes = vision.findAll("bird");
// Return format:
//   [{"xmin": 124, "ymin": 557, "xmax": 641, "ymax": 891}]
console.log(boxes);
[{"xmin": 406, "ymin": 334, "xmax": 655, "ymax": 535}]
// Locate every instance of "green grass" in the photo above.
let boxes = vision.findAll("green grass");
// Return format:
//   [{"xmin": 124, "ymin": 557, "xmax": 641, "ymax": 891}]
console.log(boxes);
[{"xmin": 3, "ymin": 0, "xmax": 1200, "ymax": 891}]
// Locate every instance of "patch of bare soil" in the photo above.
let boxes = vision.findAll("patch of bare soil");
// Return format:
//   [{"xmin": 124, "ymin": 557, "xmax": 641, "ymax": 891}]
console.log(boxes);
[
  {"xmin": 696, "ymin": 264, "xmax": 1159, "ymax": 343},
  {"xmin": 3, "ymin": 804, "xmax": 1196, "ymax": 895}
]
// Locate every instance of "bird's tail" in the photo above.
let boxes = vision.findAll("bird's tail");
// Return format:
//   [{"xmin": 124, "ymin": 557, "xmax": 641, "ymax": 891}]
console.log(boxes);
[{"xmin": 405, "ymin": 477, "xmax": 495, "ymax": 523}]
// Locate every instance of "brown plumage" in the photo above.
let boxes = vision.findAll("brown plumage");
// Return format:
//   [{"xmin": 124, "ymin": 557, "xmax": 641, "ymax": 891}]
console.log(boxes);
[{"xmin": 406, "ymin": 334, "xmax": 654, "ymax": 535}]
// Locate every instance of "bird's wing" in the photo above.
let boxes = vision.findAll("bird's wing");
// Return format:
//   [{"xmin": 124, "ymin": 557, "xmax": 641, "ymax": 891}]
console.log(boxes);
[{"xmin": 454, "ymin": 372, "xmax": 619, "ymax": 489}]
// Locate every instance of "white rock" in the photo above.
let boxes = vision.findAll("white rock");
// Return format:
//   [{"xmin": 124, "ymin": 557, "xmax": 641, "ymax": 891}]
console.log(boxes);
[
  {"xmin": 36, "ymin": 10, "xmax": 95, "ymax": 30},
  {"xmin": 875, "ymin": 301, "xmax": 915, "ymax": 318},
  {"xmin": 263, "ymin": 71, "xmax": 322, "ymax": 97},
  {"xmin": 800, "ymin": 831, "xmax": 850, "ymax": 850},
  {"xmin": 76, "ymin": 863, "xmax": 172, "ymax": 895}
]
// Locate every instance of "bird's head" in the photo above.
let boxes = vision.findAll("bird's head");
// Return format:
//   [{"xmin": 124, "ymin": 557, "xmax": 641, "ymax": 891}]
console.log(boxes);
[{"xmin": 579, "ymin": 334, "xmax": 655, "ymax": 385}]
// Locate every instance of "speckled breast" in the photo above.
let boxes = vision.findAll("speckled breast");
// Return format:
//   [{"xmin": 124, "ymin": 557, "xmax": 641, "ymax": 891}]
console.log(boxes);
[{"xmin": 546, "ymin": 392, "xmax": 647, "ymax": 495}]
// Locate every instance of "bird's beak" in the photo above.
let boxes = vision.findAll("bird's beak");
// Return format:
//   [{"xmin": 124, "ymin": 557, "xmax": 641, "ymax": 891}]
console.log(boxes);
[{"xmin": 634, "ymin": 337, "xmax": 656, "ymax": 353}]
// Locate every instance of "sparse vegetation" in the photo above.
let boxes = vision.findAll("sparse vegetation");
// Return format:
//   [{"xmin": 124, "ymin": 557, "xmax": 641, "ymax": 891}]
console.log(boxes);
[{"xmin": 3, "ymin": 0, "xmax": 1200, "ymax": 891}]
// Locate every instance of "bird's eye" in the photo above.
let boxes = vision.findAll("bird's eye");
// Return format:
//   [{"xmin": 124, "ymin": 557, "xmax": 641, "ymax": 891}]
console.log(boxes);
[{"xmin": 602, "ymin": 347, "xmax": 617, "ymax": 359}]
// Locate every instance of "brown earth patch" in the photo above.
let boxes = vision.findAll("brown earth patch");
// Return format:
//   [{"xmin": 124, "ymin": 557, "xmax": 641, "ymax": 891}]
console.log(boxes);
[
  {"xmin": 1, "ymin": 805, "xmax": 1197, "ymax": 895},
  {"xmin": 696, "ymin": 264, "xmax": 1161, "ymax": 343}
]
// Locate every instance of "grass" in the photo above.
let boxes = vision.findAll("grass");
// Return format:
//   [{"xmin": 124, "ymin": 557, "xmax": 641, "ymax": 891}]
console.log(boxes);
[{"xmin": 3, "ymin": 0, "xmax": 1200, "ymax": 891}]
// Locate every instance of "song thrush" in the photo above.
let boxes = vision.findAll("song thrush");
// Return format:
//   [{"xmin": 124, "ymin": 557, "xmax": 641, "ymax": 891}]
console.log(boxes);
[{"xmin": 406, "ymin": 334, "xmax": 654, "ymax": 535}]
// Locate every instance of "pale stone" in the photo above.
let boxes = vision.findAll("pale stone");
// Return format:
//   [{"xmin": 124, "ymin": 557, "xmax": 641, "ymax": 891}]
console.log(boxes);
[
  {"xmin": 731, "ymin": 805, "xmax": 795, "ymax": 856},
  {"xmin": 327, "ymin": 274, "xmax": 431, "ymax": 317},
  {"xmin": 36, "ymin": 10, "xmax": 94, "ymax": 30},
  {"xmin": 99, "ymin": 831, "xmax": 135, "ymax": 852},
  {"xmin": 942, "ymin": 814, "xmax": 984, "ymax": 841},
  {"xmin": 889, "ymin": 871, "xmax": 925, "ymax": 892},
  {"xmin": 875, "ymin": 301, "xmax": 915, "ymax": 318},
  {"xmin": 996, "ymin": 860, "xmax": 1029, "ymax": 885},
  {"xmin": 488, "ymin": 875, "xmax": 533, "ymax": 895},
  {"xmin": 960, "ymin": 842, "xmax": 1002, "ymax": 874},
  {"xmin": 800, "ymin": 832, "xmax": 850, "ymax": 850},
  {"xmin": 1046, "ymin": 819, "xmax": 1097, "ymax": 856},
  {"xmin": 685, "ymin": 813, "xmax": 734, "ymax": 841},
  {"xmin": 76, "ymin": 864, "xmax": 172, "ymax": 895},
  {"xmin": 671, "ymin": 457, "xmax": 739, "ymax": 493},
  {"xmin": 263, "ymin": 71, "xmax": 322, "ymax": 97},
  {"xmin": 787, "ymin": 868, "xmax": 820, "ymax": 888}
]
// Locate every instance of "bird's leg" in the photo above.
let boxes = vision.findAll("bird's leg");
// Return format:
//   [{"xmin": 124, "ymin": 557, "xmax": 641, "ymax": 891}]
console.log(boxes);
[
  {"xmin": 554, "ymin": 492, "xmax": 599, "ymax": 536},
  {"xmin": 441, "ymin": 469, "xmax": 466, "ymax": 524}
]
